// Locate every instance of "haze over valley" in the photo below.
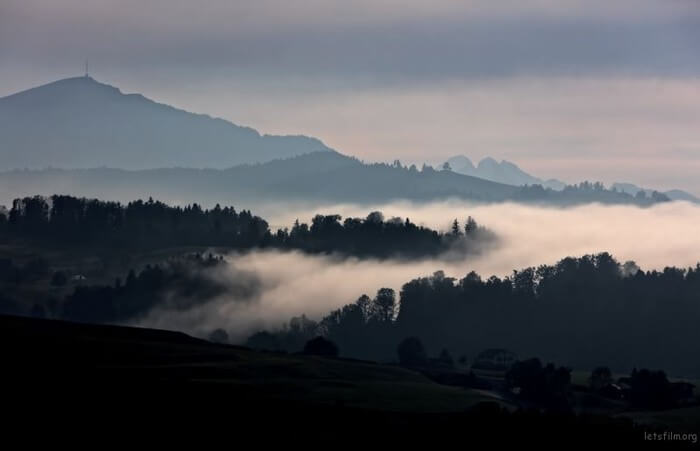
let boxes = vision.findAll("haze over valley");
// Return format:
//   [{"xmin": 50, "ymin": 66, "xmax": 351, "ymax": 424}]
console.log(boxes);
[
  {"xmin": 3, "ymin": 0, "xmax": 700, "ymax": 440},
  {"xmin": 134, "ymin": 200, "xmax": 700, "ymax": 342}
]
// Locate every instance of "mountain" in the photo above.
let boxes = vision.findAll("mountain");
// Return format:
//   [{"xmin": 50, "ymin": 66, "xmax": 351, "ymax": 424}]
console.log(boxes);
[
  {"xmin": 611, "ymin": 183, "xmax": 700, "ymax": 203},
  {"xmin": 0, "ymin": 76, "xmax": 332, "ymax": 170},
  {"xmin": 0, "ymin": 152, "xmax": 518, "ymax": 206},
  {"xmin": 445, "ymin": 155, "xmax": 565, "ymax": 190},
  {"xmin": 0, "ymin": 151, "xmax": 666, "ymax": 208},
  {"xmin": 446, "ymin": 156, "xmax": 699, "ymax": 200},
  {"xmin": 445, "ymin": 155, "xmax": 476, "ymax": 173},
  {"xmin": 665, "ymin": 189, "xmax": 700, "ymax": 203}
]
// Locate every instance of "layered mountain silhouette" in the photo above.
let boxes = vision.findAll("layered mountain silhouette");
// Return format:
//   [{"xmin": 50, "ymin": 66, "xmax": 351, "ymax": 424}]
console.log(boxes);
[
  {"xmin": 0, "ymin": 76, "xmax": 332, "ymax": 169},
  {"xmin": 0, "ymin": 78, "xmax": 683, "ymax": 207},
  {"xmin": 0, "ymin": 152, "xmax": 666, "ymax": 207},
  {"xmin": 0, "ymin": 152, "xmax": 515, "ymax": 205},
  {"xmin": 446, "ymin": 155, "xmax": 698, "ymax": 202},
  {"xmin": 446, "ymin": 155, "xmax": 565, "ymax": 190}
]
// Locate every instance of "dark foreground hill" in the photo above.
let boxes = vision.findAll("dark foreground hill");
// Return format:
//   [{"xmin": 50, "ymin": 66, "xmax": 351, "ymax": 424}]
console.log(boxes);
[
  {"xmin": 0, "ymin": 314, "xmax": 501, "ymax": 413},
  {"xmin": 0, "ymin": 314, "xmax": 682, "ymax": 443},
  {"xmin": 0, "ymin": 76, "xmax": 331, "ymax": 170},
  {"xmin": 0, "ymin": 152, "xmax": 668, "ymax": 207}
]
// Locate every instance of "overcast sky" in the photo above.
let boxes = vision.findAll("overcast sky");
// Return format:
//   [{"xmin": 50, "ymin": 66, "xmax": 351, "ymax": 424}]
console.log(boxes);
[{"xmin": 2, "ymin": 0, "xmax": 700, "ymax": 193}]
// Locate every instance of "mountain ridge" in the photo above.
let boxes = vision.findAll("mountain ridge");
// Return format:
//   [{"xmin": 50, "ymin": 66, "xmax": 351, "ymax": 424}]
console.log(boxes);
[
  {"xmin": 446, "ymin": 155, "xmax": 698, "ymax": 201},
  {"xmin": 611, "ymin": 182, "xmax": 700, "ymax": 203},
  {"xmin": 0, "ymin": 151, "xmax": 668, "ymax": 208},
  {"xmin": 0, "ymin": 76, "xmax": 333, "ymax": 170},
  {"xmin": 446, "ymin": 155, "xmax": 566, "ymax": 190}
]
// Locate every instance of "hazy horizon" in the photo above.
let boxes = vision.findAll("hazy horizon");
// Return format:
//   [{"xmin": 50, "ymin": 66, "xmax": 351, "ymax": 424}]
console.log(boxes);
[{"xmin": 2, "ymin": 0, "xmax": 700, "ymax": 194}]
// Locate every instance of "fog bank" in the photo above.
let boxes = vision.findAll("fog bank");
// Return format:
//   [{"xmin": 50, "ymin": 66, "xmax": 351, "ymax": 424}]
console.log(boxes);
[{"xmin": 136, "ymin": 200, "xmax": 700, "ymax": 341}]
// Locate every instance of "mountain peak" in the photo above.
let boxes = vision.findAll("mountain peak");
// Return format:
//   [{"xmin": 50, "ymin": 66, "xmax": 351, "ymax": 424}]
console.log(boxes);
[
  {"xmin": 445, "ymin": 155, "xmax": 566, "ymax": 189},
  {"xmin": 2, "ymin": 75, "xmax": 117, "ymax": 100},
  {"xmin": 0, "ymin": 76, "xmax": 131, "ymax": 113},
  {"xmin": 0, "ymin": 77, "xmax": 332, "ymax": 170},
  {"xmin": 446, "ymin": 155, "xmax": 474, "ymax": 171},
  {"xmin": 477, "ymin": 157, "xmax": 500, "ymax": 169}
]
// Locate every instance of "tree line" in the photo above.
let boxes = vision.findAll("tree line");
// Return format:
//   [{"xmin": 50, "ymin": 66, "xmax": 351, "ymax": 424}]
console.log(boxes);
[
  {"xmin": 249, "ymin": 253, "xmax": 700, "ymax": 376},
  {"xmin": 0, "ymin": 195, "xmax": 492, "ymax": 258},
  {"xmin": 513, "ymin": 181, "xmax": 669, "ymax": 205},
  {"xmin": 0, "ymin": 253, "xmax": 228, "ymax": 323},
  {"xmin": 386, "ymin": 160, "xmax": 669, "ymax": 206}
]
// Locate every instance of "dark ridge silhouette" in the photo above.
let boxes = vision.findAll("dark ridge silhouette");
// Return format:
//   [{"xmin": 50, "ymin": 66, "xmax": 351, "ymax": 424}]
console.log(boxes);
[
  {"xmin": 1, "ymin": 311, "xmax": 209, "ymax": 348},
  {"xmin": 0, "ymin": 152, "xmax": 669, "ymax": 206},
  {"xmin": 0, "ymin": 76, "xmax": 332, "ymax": 170},
  {"xmin": 0, "ymin": 313, "xmax": 665, "ymax": 442}
]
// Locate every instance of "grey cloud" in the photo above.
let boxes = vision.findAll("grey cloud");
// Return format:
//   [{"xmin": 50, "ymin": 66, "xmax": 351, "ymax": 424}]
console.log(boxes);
[{"xmin": 2, "ymin": 4, "xmax": 700, "ymax": 85}]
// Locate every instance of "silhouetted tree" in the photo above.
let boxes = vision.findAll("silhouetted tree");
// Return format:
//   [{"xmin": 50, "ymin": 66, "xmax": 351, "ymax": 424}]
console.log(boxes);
[
  {"xmin": 303, "ymin": 336, "xmax": 339, "ymax": 357},
  {"xmin": 465, "ymin": 216, "xmax": 478, "ymax": 235},
  {"xmin": 506, "ymin": 358, "xmax": 571, "ymax": 409},
  {"xmin": 372, "ymin": 288, "xmax": 396, "ymax": 322},
  {"xmin": 397, "ymin": 337, "xmax": 427, "ymax": 367},
  {"xmin": 627, "ymin": 369, "xmax": 674, "ymax": 410},
  {"xmin": 451, "ymin": 219, "xmax": 462, "ymax": 237}
]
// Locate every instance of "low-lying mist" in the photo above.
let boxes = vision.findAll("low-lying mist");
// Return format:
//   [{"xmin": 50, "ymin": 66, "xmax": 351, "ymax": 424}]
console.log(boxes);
[
  {"xmin": 258, "ymin": 199, "xmax": 700, "ymax": 271},
  {"xmin": 136, "ymin": 200, "xmax": 700, "ymax": 342}
]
